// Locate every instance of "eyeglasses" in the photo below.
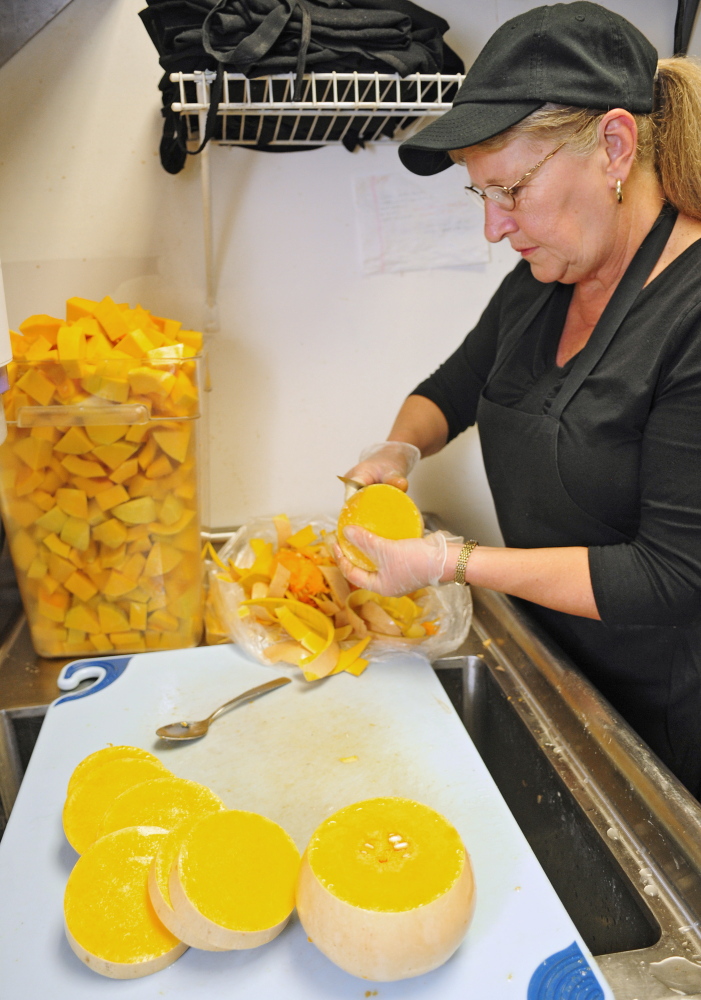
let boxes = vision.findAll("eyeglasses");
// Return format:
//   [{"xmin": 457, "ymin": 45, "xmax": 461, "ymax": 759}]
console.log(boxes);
[{"xmin": 464, "ymin": 137, "xmax": 570, "ymax": 212}]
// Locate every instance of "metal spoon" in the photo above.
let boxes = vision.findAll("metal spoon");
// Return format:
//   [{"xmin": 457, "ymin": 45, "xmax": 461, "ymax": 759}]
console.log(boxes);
[{"xmin": 156, "ymin": 677, "xmax": 291, "ymax": 741}]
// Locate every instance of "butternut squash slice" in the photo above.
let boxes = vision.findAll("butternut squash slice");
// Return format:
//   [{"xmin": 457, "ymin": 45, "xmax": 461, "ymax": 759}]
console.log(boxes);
[
  {"xmin": 148, "ymin": 813, "xmax": 228, "ymax": 951},
  {"xmin": 66, "ymin": 745, "xmax": 161, "ymax": 796},
  {"xmin": 98, "ymin": 775, "xmax": 225, "ymax": 840},
  {"xmin": 337, "ymin": 485, "xmax": 423, "ymax": 572},
  {"xmin": 64, "ymin": 826, "xmax": 187, "ymax": 979},
  {"xmin": 63, "ymin": 756, "xmax": 171, "ymax": 854},
  {"xmin": 296, "ymin": 797, "xmax": 475, "ymax": 981},
  {"xmin": 169, "ymin": 809, "xmax": 301, "ymax": 950}
]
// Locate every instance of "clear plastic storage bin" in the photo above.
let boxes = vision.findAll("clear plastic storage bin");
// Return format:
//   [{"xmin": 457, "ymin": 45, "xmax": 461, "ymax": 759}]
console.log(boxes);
[{"xmin": 0, "ymin": 300, "xmax": 203, "ymax": 657}]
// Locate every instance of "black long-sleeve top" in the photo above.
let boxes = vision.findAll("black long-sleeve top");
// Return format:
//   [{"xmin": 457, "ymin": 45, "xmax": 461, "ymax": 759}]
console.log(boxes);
[
  {"xmin": 413, "ymin": 244, "xmax": 701, "ymax": 631},
  {"xmin": 412, "ymin": 240, "xmax": 701, "ymax": 796}
]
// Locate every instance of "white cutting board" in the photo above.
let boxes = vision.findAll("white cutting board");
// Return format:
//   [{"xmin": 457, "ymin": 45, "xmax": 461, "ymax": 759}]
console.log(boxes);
[{"xmin": 0, "ymin": 643, "xmax": 612, "ymax": 999}]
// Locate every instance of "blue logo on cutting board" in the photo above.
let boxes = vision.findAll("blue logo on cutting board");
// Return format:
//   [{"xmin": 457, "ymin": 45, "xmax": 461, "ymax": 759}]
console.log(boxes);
[
  {"xmin": 55, "ymin": 656, "xmax": 132, "ymax": 704},
  {"xmin": 528, "ymin": 941, "xmax": 605, "ymax": 999}
]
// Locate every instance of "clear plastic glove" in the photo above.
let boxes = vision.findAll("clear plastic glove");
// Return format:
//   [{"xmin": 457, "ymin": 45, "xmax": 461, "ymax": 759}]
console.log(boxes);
[
  {"xmin": 343, "ymin": 442, "xmax": 421, "ymax": 495},
  {"xmin": 334, "ymin": 526, "xmax": 462, "ymax": 597}
]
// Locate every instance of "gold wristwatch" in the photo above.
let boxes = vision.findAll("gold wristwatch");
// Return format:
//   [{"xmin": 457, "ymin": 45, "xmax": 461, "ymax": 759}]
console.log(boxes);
[{"xmin": 454, "ymin": 540, "xmax": 478, "ymax": 586}]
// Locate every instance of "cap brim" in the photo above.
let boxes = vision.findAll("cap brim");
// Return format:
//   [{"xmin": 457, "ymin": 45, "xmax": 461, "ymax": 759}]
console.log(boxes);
[{"xmin": 399, "ymin": 100, "xmax": 544, "ymax": 176}]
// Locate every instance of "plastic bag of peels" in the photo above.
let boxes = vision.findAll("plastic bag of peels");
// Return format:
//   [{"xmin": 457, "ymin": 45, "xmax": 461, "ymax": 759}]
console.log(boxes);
[{"xmin": 206, "ymin": 514, "xmax": 471, "ymax": 680}]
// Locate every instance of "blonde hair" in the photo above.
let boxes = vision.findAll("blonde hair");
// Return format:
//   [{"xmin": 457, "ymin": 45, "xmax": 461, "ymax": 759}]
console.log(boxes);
[{"xmin": 450, "ymin": 57, "xmax": 701, "ymax": 221}]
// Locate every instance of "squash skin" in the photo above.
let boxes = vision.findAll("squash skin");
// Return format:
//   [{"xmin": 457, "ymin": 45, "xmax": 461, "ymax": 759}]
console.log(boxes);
[
  {"xmin": 295, "ymin": 847, "xmax": 476, "ymax": 981},
  {"xmin": 147, "ymin": 861, "xmax": 228, "ymax": 952},
  {"xmin": 64, "ymin": 923, "xmax": 187, "ymax": 980}
]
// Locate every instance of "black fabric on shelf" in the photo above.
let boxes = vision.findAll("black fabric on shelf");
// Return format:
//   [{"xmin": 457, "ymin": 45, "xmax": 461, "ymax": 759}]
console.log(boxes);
[
  {"xmin": 139, "ymin": 0, "xmax": 464, "ymax": 171},
  {"xmin": 674, "ymin": 0, "xmax": 701, "ymax": 55}
]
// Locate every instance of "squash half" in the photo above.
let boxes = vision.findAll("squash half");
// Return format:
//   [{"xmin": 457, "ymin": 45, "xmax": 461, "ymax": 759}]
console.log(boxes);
[{"xmin": 296, "ymin": 797, "xmax": 475, "ymax": 981}]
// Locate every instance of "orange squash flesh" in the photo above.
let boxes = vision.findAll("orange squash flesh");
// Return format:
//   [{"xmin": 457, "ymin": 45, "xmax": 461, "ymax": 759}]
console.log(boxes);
[
  {"xmin": 98, "ymin": 776, "xmax": 224, "ymax": 840},
  {"xmin": 66, "ymin": 745, "xmax": 161, "ymax": 796},
  {"xmin": 62, "ymin": 756, "xmax": 171, "ymax": 854},
  {"xmin": 337, "ymin": 485, "xmax": 423, "ymax": 572}
]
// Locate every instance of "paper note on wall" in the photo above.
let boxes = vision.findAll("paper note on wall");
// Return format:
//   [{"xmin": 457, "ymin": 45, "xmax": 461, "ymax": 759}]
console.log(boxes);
[{"xmin": 353, "ymin": 171, "xmax": 489, "ymax": 275}]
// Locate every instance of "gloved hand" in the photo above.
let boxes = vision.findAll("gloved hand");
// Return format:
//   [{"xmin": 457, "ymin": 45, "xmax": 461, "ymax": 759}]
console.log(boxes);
[
  {"xmin": 343, "ymin": 442, "xmax": 421, "ymax": 495},
  {"xmin": 334, "ymin": 526, "xmax": 462, "ymax": 597}
]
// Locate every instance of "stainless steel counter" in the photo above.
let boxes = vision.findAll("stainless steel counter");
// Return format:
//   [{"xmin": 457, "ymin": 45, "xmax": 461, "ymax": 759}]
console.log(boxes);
[
  {"xmin": 0, "ymin": 615, "xmax": 72, "ymax": 815},
  {"xmin": 435, "ymin": 587, "xmax": 701, "ymax": 999},
  {"xmin": 2, "ymin": 586, "xmax": 701, "ymax": 998}
]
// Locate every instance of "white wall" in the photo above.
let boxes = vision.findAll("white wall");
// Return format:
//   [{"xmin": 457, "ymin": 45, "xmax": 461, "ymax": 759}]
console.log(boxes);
[{"xmin": 0, "ymin": 0, "xmax": 693, "ymax": 540}]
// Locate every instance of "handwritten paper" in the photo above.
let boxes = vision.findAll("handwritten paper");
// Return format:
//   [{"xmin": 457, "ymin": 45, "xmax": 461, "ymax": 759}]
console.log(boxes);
[{"xmin": 353, "ymin": 170, "xmax": 489, "ymax": 275}]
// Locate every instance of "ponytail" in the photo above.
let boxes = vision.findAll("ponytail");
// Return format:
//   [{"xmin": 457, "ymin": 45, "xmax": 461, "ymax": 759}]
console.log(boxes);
[{"xmin": 654, "ymin": 57, "xmax": 701, "ymax": 221}]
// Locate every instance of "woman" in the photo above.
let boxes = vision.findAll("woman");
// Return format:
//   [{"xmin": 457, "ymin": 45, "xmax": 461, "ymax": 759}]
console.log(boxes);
[{"xmin": 334, "ymin": 3, "xmax": 701, "ymax": 797}]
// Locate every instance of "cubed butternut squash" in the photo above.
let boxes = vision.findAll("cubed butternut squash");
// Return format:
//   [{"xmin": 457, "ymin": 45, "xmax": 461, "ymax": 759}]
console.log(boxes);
[
  {"xmin": 56, "ymin": 488, "xmax": 88, "ymax": 520},
  {"xmin": 19, "ymin": 314, "xmax": 62, "ymax": 344},
  {"xmin": 111, "ymin": 497, "xmax": 157, "ymax": 525},
  {"xmin": 64, "ymin": 604, "xmax": 101, "ymax": 635},
  {"xmin": 93, "ymin": 296, "xmax": 130, "ymax": 342},
  {"xmin": 56, "ymin": 326, "xmax": 87, "ymax": 378},
  {"xmin": 95, "ymin": 484, "xmax": 129, "ymax": 513},
  {"xmin": 61, "ymin": 455, "xmax": 106, "ymax": 478},
  {"xmin": 129, "ymin": 602, "xmax": 148, "ymax": 631},
  {"xmin": 128, "ymin": 368, "xmax": 175, "ymax": 397},
  {"xmin": 43, "ymin": 532, "xmax": 72, "ymax": 559},
  {"xmin": 48, "ymin": 552, "xmax": 77, "ymax": 584},
  {"xmin": 91, "ymin": 441, "xmax": 138, "ymax": 471},
  {"xmin": 15, "ymin": 369, "xmax": 56, "ymax": 406},
  {"xmin": 97, "ymin": 603, "xmax": 130, "ymax": 634},
  {"xmin": 14, "ymin": 436, "xmax": 54, "ymax": 470},
  {"xmin": 64, "ymin": 571, "xmax": 98, "ymax": 603},
  {"xmin": 60, "ymin": 517, "xmax": 90, "ymax": 552},
  {"xmin": 91, "ymin": 519, "xmax": 128, "ymax": 549},
  {"xmin": 38, "ymin": 588, "xmax": 70, "ymax": 623},
  {"xmin": 85, "ymin": 424, "xmax": 128, "ymax": 446},
  {"xmin": 15, "ymin": 469, "xmax": 44, "ymax": 497},
  {"xmin": 153, "ymin": 426, "xmax": 191, "ymax": 464},
  {"xmin": 109, "ymin": 458, "xmax": 139, "ymax": 484},
  {"xmin": 66, "ymin": 297, "xmax": 99, "ymax": 322},
  {"xmin": 54, "ymin": 426, "xmax": 94, "ymax": 456},
  {"xmin": 10, "ymin": 529, "xmax": 38, "ymax": 571},
  {"xmin": 143, "ymin": 543, "xmax": 183, "ymax": 578},
  {"xmin": 103, "ymin": 570, "xmax": 137, "ymax": 598}
]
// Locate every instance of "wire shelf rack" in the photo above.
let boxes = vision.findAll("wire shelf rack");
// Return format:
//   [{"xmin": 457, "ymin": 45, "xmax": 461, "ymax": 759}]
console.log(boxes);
[{"xmin": 169, "ymin": 70, "xmax": 464, "ymax": 146}]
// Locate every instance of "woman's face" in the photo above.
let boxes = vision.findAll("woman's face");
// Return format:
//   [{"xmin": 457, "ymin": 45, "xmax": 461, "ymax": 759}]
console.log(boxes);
[{"xmin": 463, "ymin": 134, "xmax": 616, "ymax": 285}]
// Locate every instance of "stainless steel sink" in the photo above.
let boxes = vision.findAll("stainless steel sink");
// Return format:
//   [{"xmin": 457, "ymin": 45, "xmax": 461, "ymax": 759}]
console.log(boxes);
[
  {"xmin": 436, "ymin": 654, "xmax": 660, "ymax": 958},
  {"xmin": 436, "ymin": 586, "xmax": 701, "ymax": 1000}
]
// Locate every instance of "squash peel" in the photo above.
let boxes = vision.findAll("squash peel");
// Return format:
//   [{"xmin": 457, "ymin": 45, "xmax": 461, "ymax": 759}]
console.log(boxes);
[{"xmin": 206, "ymin": 518, "xmax": 441, "ymax": 680}]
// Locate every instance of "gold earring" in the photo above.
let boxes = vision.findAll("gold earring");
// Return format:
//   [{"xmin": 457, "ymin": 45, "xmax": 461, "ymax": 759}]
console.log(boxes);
[{"xmin": 616, "ymin": 179, "xmax": 623, "ymax": 204}]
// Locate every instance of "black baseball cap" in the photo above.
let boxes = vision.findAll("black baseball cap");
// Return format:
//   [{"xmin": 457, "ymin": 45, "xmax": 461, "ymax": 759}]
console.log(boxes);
[{"xmin": 399, "ymin": 2, "xmax": 658, "ymax": 176}]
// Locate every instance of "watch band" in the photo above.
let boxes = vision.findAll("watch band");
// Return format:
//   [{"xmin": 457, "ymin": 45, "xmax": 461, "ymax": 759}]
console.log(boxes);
[{"xmin": 454, "ymin": 540, "xmax": 478, "ymax": 586}]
